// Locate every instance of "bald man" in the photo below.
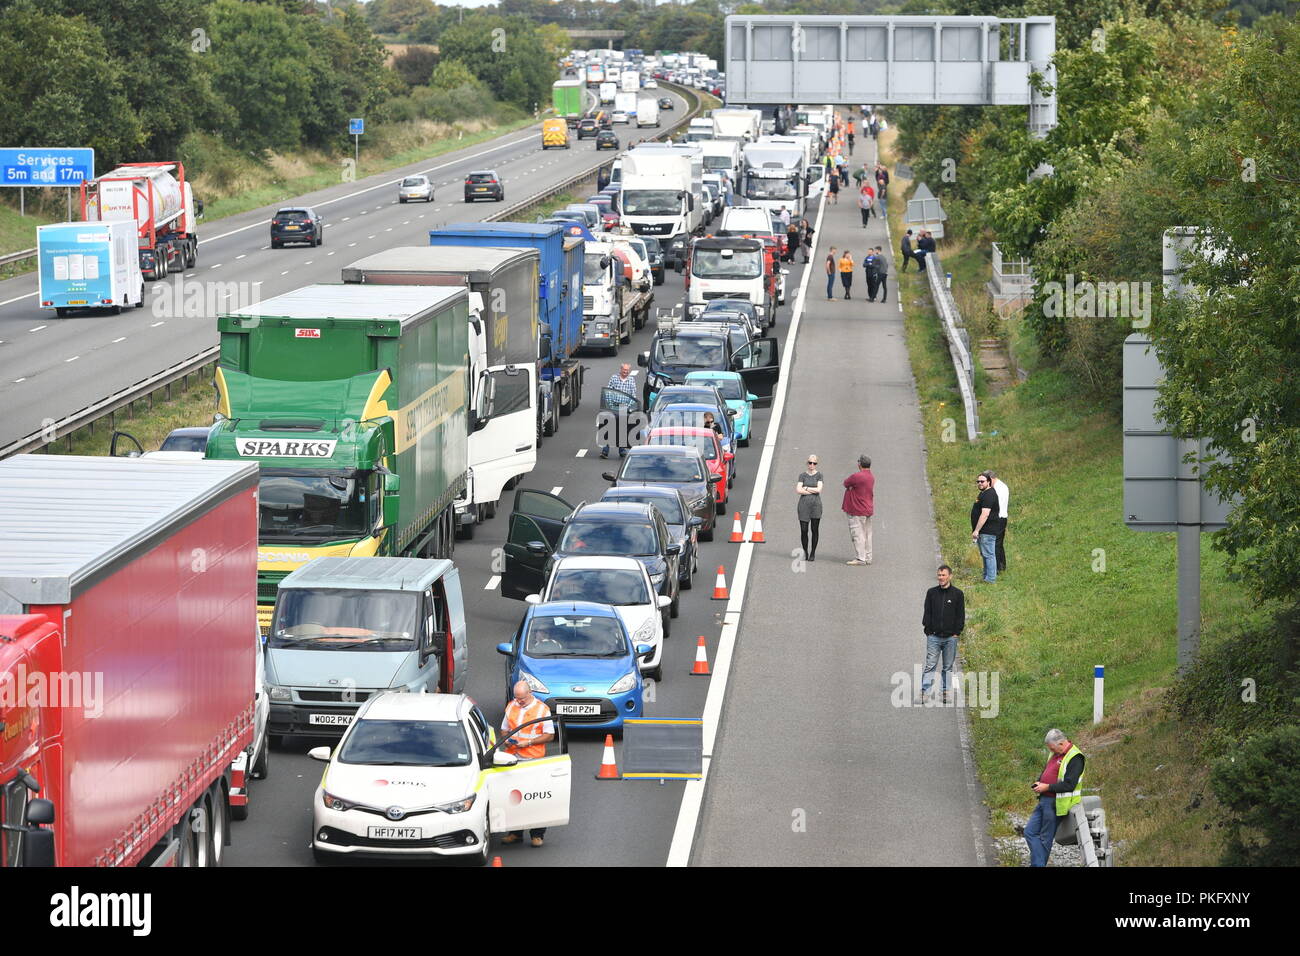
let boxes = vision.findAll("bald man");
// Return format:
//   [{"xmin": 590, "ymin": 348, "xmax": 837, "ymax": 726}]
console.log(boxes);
[{"xmin": 499, "ymin": 680, "xmax": 555, "ymax": 847}]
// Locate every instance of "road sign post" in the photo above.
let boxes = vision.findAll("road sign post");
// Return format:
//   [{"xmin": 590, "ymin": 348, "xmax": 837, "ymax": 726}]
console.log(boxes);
[
  {"xmin": 349, "ymin": 118, "xmax": 364, "ymax": 169},
  {"xmin": 1, "ymin": 148, "xmax": 95, "ymax": 219}
]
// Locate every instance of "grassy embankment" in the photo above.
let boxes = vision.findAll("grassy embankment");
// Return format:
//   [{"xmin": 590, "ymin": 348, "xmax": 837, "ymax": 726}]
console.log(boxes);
[{"xmin": 881, "ymin": 125, "xmax": 1253, "ymax": 865}]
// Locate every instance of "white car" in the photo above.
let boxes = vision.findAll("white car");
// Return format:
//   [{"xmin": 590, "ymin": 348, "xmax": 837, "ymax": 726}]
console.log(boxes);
[
  {"xmin": 612, "ymin": 110, "xmax": 629, "ymax": 124},
  {"xmin": 309, "ymin": 692, "xmax": 571, "ymax": 864},
  {"xmin": 644, "ymin": 78, "xmax": 658, "ymax": 89},
  {"xmin": 398, "ymin": 175, "xmax": 434, "ymax": 203},
  {"xmin": 527, "ymin": 555, "xmax": 669, "ymax": 681}
]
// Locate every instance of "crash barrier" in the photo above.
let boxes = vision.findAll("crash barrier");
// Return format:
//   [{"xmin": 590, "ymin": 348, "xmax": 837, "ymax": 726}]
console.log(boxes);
[
  {"xmin": 619, "ymin": 718, "xmax": 704, "ymax": 779},
  {"xmin": 1053, "ymin": 794, "xmax": 1114, "ymax": 867},
  {"xmin": 924, "ymin": 248, "xmax": 980, "ymax": 441},
  {"xmin": 2, "ymin": 86, "xmax": 710, "ymax": 462}
]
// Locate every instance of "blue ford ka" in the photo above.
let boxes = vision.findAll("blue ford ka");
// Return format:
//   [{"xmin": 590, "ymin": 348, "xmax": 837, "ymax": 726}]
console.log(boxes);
[
  {"xmin": 497, "ymin": 601, "xmax": 652, "ymax": 731},
  {"xmin": 684, "ymin": 370, "xmax": 757, "ymax": 447}
]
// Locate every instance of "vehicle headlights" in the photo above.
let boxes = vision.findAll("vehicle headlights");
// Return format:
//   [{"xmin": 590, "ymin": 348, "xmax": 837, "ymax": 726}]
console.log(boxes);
[
  {"xmin": 648, "ymin": 571, "xmax": 666, "ymax": 591},
  {"xmin": 633, "ymin": 619, "xmax": 656, "ymax": 645},
  {"xmin": 435, "ymin": 794, "xmax": 477, "ymax": 814},
  {"xmin": 268, "ymin": 686, "xmax": 291, "ymax": 702},
  {"xmin": 520, "ymin": 670, "xmax": 549, "ymax": 694},
  {"xmin": 608, "ymin": 672, "xmax": 640, "ymax": 694},
  {"xmin": 322, "ymin": 791, "xmax": 357, "ymax": 812}
]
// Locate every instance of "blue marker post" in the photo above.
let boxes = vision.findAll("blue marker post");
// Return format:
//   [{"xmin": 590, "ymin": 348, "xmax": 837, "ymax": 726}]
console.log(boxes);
[{"xmin": 1093, "ymin": 665, "xmax": 1105, "ymax": 725}]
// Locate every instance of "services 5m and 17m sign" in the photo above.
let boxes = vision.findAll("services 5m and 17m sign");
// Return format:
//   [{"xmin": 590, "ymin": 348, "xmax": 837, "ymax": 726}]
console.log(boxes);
[{"xmin": 0, "ymin": 148, "xmax": 95, "ymax": 186}]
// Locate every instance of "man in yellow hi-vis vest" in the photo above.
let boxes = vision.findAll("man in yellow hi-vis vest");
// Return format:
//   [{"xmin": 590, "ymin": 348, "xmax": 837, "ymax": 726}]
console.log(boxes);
[{"xmin": 1025, "ymin": 728, "xmax": 1086, "ymax": 866}]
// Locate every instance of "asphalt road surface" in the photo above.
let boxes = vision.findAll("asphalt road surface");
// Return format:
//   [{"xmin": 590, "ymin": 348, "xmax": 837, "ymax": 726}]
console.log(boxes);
[{"xmin": 0, "ymin": 90, "xmax": 685, "ymax": 450}]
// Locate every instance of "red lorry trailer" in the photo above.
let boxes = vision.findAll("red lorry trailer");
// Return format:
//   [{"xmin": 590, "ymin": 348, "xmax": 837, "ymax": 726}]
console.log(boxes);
[
  {"xmin": 0, "ymin": 455, "xmax": 259, "ymax": 867},
  {"xmin": 80, "ymin": 161, "xmax": 200, "ymax": 279}
]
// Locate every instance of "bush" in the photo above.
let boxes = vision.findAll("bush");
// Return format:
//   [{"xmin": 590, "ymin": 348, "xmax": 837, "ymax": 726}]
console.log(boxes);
[
  {"xmin": 391, "ymin": 47, "xmax": 439, "ymax": 88},
  {"xmin": 1210, "ymin": 724, "xmax": 1300, "ymax": 865}
]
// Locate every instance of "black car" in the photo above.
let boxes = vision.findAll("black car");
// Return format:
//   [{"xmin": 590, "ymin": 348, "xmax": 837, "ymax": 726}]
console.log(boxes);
[
  {"xmin": 601, "ymin": 485, "xmax": 706, "ymax": 581},
  {"xmin": 602, "ymin": 445, "xmax": 720, "ymax": 542},
  {"xmin": 502, "ymin": 492, "xmax": 682, "ymax": 619},
  {"xmin": 596, "ymin": 129, "xmax": 619, "ymax": 151},
  {"xmin": 702, "ymin": 297, "xmax": 766, "ymax": 331},
  {"xmin": 159, "ymin": 426, "xmax": 211, "ymax": 453},
  {"xmin": 639, "ymin": 324, "xmax": 781, "ymax": 406},
  {"xmin": 270, "ymin": 207, "xmax": 323, "ymax": 248},
  {"xmin": 658, "ymin": 97, "xmax": 674, "ymax": 110},
  {"xmin": 577, "ymin": 117, "xmax": 598, "ymax": 139},
  {"xmin": 464, "ymin": 170, "xmax": 504, "ymax": 202},
  {"xmin": 641, "ymin": 236, "xmax": 666, "ymax": 285}
]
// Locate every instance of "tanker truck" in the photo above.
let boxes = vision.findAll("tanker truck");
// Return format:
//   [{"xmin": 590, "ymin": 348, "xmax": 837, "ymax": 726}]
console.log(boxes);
[{"xmin": 80, "ymin": 161, "xmax": 200, "ymax": 280}]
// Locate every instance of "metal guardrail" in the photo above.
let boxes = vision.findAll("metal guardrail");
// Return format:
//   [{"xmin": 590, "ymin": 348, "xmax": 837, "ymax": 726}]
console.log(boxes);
[
  {"xmin": 925, "ymin": 249, "xmax": 980, "ymax": 441},
  {"xmin": 1055, "ymin": 795, "xmax": 1115, "ymax": 866},
  {"xmin": 0, "ymin": 247, "xmax": 36, "ymax": 268},
  {"xmin": 0, "ymin": 85, "xmax": 709, "ymax": 461}
]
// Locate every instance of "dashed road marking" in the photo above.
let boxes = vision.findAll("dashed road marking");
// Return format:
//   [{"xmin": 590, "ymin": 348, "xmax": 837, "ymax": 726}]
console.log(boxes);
[
  {"xmin": 550, "ymin": 486, "xmax": 563, "ymax": 495},
  {"xmin": 235, "ymin": 254, "xmax": 246, "ymax": 260},
  {"xmin": 65, "ymin": 355, "xmax": 79, "ymax": 363},
  {"xmin": 151, "ymin": 321, "xmax": 164, "ymax": 328},
  {"xmin": 485, "ymin": 575, "xmax": 501, "ymax": 591},
  {"xmin": 575, "ymin": 448, "xmax": 587, "ymax": 457},
  {"xmin": 112, "ymin": 337, "xmax": 126, "ymax": 343},
  {"xmin": 28, "ymin": 326, "xmax": 45, "ymax": 333}
]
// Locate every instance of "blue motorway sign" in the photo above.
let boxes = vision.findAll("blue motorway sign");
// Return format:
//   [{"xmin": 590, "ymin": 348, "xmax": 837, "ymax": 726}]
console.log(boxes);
[
  {"xmin": 0, "ymin": 148, "xmax": 95, "ymax": 186},
  {"xmin": 349, "ymin": 118, "xmax": 365, "ymax": 136}
]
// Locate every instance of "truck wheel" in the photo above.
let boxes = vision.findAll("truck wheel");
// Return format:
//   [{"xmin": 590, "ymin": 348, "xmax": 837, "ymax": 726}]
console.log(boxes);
[
  {"xmin": 208, "ymin": 788, "xmax": 227, "ymax": 865},
  {"xmin": 186, "ymin": 243, "xmax": 196, "ymax": 269},
  {"xmin": 268, "ymin": 734, "xmax": 284, "ymax": 749},
  {"xmin": 543, "ymin": 408, "xmax": 557, "ymax": 437},
  {"xmin": 252, "ymin": 737, "xmax": 270, "ymax": 779},
  {"xmin": 536, "ymin": 411, "xmax": 544, "ymax": 449},
  {"xmin": 457, "ymin": 514, "xmax": 474, "ymax": 541},
  {"xmin": 56, "ymin": 308, "xmax": 68, "ymax": 318},
  {"xmin": 485, "ymin": 499, "xmax": 497, "ymax": 520}
]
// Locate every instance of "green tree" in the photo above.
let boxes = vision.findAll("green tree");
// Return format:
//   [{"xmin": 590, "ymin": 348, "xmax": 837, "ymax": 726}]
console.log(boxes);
[
  {"xmin": 437, "ymin": 16, "xmax": 554, "ymax": 110},
  {"xmin": 430, "ymin": 58, "xmax": 481, "ymax": 91}
]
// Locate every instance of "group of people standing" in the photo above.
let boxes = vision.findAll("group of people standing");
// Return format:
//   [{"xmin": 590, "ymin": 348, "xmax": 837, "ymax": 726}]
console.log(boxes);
[
  {"xmin": 775, "ymin": 206, "xmax": 815, "ymax": 264},
  {"xmin": 793, "ymin": 453, "xmax": 874, "ymax": 566},
  {"xmin": 824, "ymin": 245, "xmax": 890, "ymax": 302},
  {"xmin": 900, "ymin": 229, "xmax": 937, "ymax": 272}
]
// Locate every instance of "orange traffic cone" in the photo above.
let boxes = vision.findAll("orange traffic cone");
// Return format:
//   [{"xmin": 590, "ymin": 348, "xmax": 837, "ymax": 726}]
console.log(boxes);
[
  {"xmin": 491, "ymin": 856, "xmax": 503, "ymax": 867},
  {"xmin": 711, "ymin": 565, "xmax": 729, "ymax": 600},
  {"xmin": 595, "ymin": 734, "xmax": 621, "ymax": 780},
  {"xmin": 691, "ymin": 635, "xmax": 711, "ymax": 676},
  {"xmin": 748, "ymin": 512, "xmax": 766, "ymax": 543},
  {"xmin": 729, "ymin": 512, "xmax": 744, "ymax": 543}
]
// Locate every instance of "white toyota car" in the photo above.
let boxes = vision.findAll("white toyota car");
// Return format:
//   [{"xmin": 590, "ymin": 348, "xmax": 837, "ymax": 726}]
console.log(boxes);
[{"xmin": 309, "ymin": 692, "xmax": 571, "ymax": 864}]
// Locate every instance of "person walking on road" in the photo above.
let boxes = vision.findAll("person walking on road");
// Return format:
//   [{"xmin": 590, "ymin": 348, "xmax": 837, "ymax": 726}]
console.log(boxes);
[
  {"xmin": 785, "ymin": 220, "xmax": 801, "ymax": 263},
  {"xmin": 875, "ymin": 163, "xmax": 890, "ymax": 197},
  {"xmin": 989, "ymin": 469, "xmax": 1010, "ymax": 572},
  {"xmin": 800, "ymin": 219, "xmax": 814, "ymax": 264},
  {"xmin": 828, "ymin": 169, "xmax": 840, "ymax": 204},
  {"xmin": 1025, "ymin": 729, "xmax": 1086, "ymax": 867},
  {"xmin": 900, "ymin": 229, "xmax": 917, "ymax": 272},
  {"xmin": 838, "ymin": 249, "xmax": 855, "ymax": 299},
  {"xmin": 825, "ymin": 246, "xmax": 837, "ymax": 300},
  {"xmin": 971, "ymin": 472, "xmax": 1001, "ymax": 582},
  {"xmin": 873, "ymin": 246, "xmax": 889, "ymax": 303},
  {"xmin": 863, "ymin": 248, "xmax": 881, "ymax": 301},
  {"xmin": 600, "ymin": 363, "xmax": 638, "ymax": 459},
  {"xmin": 500, "ymin": 680, "xmax": 556, "ymax": 848},
  {"xmin": 796, "ymin": 454, "xmax": 824, "ymax": 562},
  {"xmin": 919, "ymin": 565, "xmax": 965, "ymax": 704},
  {"xmin": 842, "ymin": 454, "xmax": 875, "ymax": 566},
  {"xmin": 847, "ymin": 128, "xmax": 856, "ymax": 155},
  {"xmin": 857, "ymin": 185, "xmax": 875, "ymax": 227}
]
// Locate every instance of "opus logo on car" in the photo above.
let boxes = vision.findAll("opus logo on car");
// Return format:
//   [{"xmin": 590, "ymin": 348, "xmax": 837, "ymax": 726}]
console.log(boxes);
[{"xmin": 508, "ymin": 789, "xmax": 553, "ymax": 805}]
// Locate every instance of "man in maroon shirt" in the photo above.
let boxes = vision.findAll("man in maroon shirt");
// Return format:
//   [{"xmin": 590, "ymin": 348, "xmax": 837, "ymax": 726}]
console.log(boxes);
[{"xmin": 842, "ymin": 454, "xmax": 875, "ymax": 566}]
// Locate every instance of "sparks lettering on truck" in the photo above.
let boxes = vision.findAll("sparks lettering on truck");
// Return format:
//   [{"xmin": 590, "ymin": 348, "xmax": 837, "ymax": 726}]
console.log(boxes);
[{"xmin": 235, "ymin": 439, "xmax": 337, "ymax": 458}]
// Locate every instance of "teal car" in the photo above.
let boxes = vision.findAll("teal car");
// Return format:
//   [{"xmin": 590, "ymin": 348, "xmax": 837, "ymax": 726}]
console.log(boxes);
[{"xmin": 685, "ymin": 371, "xmax": 756, "ymax": 447}]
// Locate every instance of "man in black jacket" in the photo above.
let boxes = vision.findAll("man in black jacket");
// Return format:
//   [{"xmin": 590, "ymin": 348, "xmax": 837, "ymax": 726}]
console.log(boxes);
[
  {"xmin": 900, "ymin": 229, "xmax": 916, "ymax": 272},
  {"xmin": 919, "ymin": 565, "xmax": 965, "ymax": 703}
]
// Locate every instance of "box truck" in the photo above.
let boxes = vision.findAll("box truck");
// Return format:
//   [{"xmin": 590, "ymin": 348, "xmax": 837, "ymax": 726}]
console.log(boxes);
[
  {"xmin": 552, "ymin": 78, "xmax": 585, "ymax": 126},
  {"xmin": 36, "ymin": 220, "xmax": 144, "ymax": 316}
]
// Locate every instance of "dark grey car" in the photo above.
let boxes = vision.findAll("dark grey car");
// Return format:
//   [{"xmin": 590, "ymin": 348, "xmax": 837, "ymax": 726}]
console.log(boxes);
[
  {"xmin": 602, "ymin": 445, "xmax": 720, "ymax": 540},
  {"xmin": 600, "ymin": 484, "xmax": 705, "ymax": 583}
]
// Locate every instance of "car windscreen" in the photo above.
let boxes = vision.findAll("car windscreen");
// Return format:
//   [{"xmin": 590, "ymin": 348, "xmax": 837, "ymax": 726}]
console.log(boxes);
[
  {"xmin": 338, "ymin": 719, "xmax": 472, "ymax": 767},
  {"xmin": 468, "ymin": 173, "xmax": 495, "ymax": 183},
  {"xmin": 558, "ymin": 519, "xmax": 659, "ymax": 556},
  {"xmin": 159, "ymin": 432, "xmax": 206, "ymax": 452},
  {"xmin": 692, "ymin": 248, "xmax": 762, "ymax": 279},
  {"xmin": 622, "ymin": 189, "xmax": 681, "ymax": 216},
  {"xmin": 621, "ymin": 453, "xmax": 704, "ymax": 482},
  {"xmin": 653, "ymin": 390, "xmax": 717, "ymax": 410},
  {"xmin": 608, "ymin": 493, "xmax": 683, "ymax": 524},
  {"xmin": 651, "ymin": 432, "xmax": 716, "ymax": 460},
  {"xmin": 690, "ymin": 376, "xmax": 746, "ymax": 400},
  {"xmin": 703, "ymin": 156, "xmax": 732, "ymax": 170},
  {"xmin": 277, "ymin": 210, "xmax": 309, "ymax": 220},
  {"xmin": 745, "ymin": 177, "xmax": 798, "ymax": 200},
  {"xmin": 653, "ymin": 408, "xmax": 727, "ymax": 437},
  {"xmin": 270, "ymin": 588, "xmax": 420, "ymax": 651},
  {"xmin": 401, "ymin": 178, "xmax": 426, "ymax": 187},
  {"xmin": 525, "ymin": 615, "xmax": 627, "ymax": 658},
  {"xmin": 548, "ymin": 568, "xmax": 651, "ymax": 606},
  {"xmin": 258, "ymin": 473, "xmax": 370, "ymax": 540},
  {"xmin": 653, "ymin": 336, "xmax": 726, "ymax": 369}
]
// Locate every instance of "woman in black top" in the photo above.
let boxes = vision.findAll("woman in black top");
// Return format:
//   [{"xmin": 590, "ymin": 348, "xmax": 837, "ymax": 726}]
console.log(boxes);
[
  {"xmin": 800, "ymin": 220, "xmax": 814, "ymax": 263},
  {"xmin": 795, "ymin": 455, "xmax": 824, "ymax": 561}
]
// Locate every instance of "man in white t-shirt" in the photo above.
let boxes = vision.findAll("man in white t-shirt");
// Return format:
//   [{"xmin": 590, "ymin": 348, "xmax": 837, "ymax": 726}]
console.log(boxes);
[{"xmin": 988, "ymin": 470, "xmax": 1010, "ymax": 572}]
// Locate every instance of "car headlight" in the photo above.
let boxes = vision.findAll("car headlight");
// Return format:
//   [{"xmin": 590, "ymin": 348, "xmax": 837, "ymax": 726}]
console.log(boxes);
[
  {"xmin": 268, "ymin": 686, "xmax": 291, "ymax": 701},
  {"xmin": 435, "ymin": 794, "xmax": 477, "ymax": 814},
  {"xmin": 520, "ymin": 670, "xmax": 549, "ymax": 694},
  {"xmin": 648, "ymin": 571, "xmax": 666, "ymax": 591},
  {"xmin": 322, "ymin": 791, "xmax": 357, "ymax": 812},
  {"xmin": 633, "ymin": 619, "xmax": 656, "ymax": 645},
  {"xmin": 608, "ymin": 672, "xmax": 639, "ymax": 694}
]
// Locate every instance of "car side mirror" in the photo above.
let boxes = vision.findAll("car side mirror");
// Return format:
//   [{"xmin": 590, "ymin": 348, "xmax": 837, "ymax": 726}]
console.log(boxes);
[
  {"xmin": 709, "ymin": 474, "xmax": 723, "ymax": 484},
  {"xmin": 747, "ymin": 393, "xmax": 758, "ymax": 401},
  {"xmin": 666, "ymin": 543, "xmax": 681, "ymax": 556},
  {"xmin": 308, "ymin": 746, "xmax": 331, "ymax": 762},
  {"xmin": 602, "ymin": 471, "xmax": 617, "ymax": 482},
  {"xmin": 636, "ymin": 643, "xmax": 654, "ymax": 658},
  {"xmin": 524, "ymin": 593, "xmax": 542, "ymax": 605},
  {"xmin": 637, "ymin": 352, "xmax": 649, "ymax": 367},
  {"xmin": 724, "ymin": 452, "xmax": 734, "ymax": 461},
  {"xmin": 496, "ymin": 642, "xmax": 513, "ymax": 655},
  {"xmin": 526, "ymin": 540, "xmax": 549, "ymax": 556},
  {"xmin": 688, "ymin": 516, "xmax": 703, "ymax": 528},
  {"xmin": 493, "ymin": 750, "xmax": 519, "ymax": 767},
  {"xmin": 726, "ymin": 407, "xmax": 738, "ymax": 416}
]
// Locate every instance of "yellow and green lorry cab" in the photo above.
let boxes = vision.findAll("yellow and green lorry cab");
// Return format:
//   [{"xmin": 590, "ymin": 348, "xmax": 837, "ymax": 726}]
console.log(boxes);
[{"xmin": 206, "ymin": 284, "xmax": 471, "ymax": 632}]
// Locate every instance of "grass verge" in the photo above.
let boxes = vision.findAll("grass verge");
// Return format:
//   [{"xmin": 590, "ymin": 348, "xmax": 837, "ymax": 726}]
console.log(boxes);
[{"xmin": 882, "ymin": 126, "xmax": 1251, "ymax": 865}]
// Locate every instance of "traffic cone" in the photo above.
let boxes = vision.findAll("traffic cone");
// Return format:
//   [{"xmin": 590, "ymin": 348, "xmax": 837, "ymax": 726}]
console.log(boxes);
[
  {"xmin": 691, "ymin": 635, "xmax": 711, "ymax": 676},
  {"xmin": 748, "ymin": 512, "xmax": 766, "ymax": 543},
  {"xmin": 729, "ymin": 512, "xmax": 744, "ymax": 543},
  {"xmin": 595, "ymin": 734, "xmax": 621, "ymax": 780},
  {"xmin": 711, "ymin": 565, "xmax": 729, "ymax": 600},
  {"xmin": 491, "ymin": 856, "xmax": 503, "ymax": 867}
]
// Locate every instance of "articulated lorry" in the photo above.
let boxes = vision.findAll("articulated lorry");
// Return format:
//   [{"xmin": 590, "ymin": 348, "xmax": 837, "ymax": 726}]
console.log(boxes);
[
  {"xmin": 684, "ymin": 236, "xmax": 773, "ymax": 321},
  {"xmin": 206, "ymin": 284, "xmax": 471, "ymax": 632},
  {"xmin": 36, "ymin": 220, "xmax": 144, "ymax": 316},
  {"xmin": 0, "ymin": 455, "xmax": 261, "ymax": 867},
  {"xmin": 341, "ymin": 245, "xmax": 541, "ymax": 538},
  {"xmin": 741, "ymin": 142, "xmax": 809, "ymax": 216},
  {"xmin": 80, "ymin": 161, "xmax": 199, "ymax": 278},
  {"xmin": 621, "ymin": 148, "xmax": 702, "ymax": 267},
  {"xmin": 552, "ymin": 78, "xmax": 585, "ymax": 126},
  {"xmin": 710, "ymin": 108, "xmax": 762, "ymax": 144},
  {"xmin": 426, "ymin": 222, "xmax": 587, "ymax": 444}
]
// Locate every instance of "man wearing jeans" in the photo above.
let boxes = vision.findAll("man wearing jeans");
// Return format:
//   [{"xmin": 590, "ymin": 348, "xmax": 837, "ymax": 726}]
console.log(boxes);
[
  {"xmin": 971, "ymin": 473, "xmax": 1001, "ymax": 582},
  {"xmin": 824, "ymin": 246, "xmax": 837, "ymax": 300},
  {"xmin": 841, "ymin": 454, "xmax": 875, "ymax": 566},
  {"xmin": 919, "ymin": 565, "xmax": 964, "ymax": 704},
  {"xmin": 1025, "ymin": 729, "xmax": 1087, "ymax": 867}
]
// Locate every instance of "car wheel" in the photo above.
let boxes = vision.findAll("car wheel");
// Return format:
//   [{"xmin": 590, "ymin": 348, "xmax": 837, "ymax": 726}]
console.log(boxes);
[
  {"xmin": 649, "ymin": 663, "xmax": 663, "ymax": 682},
  {"xmin": 55, "ymin": 308, "xmax": 68, "ymax": 318},
  {"xmin": 670, "ymin": 591, "xmax": 680, "ymax": 619},
  {"xmin": 700, "ymin": 521, "xmax": 714, "ymax": 542},
  {"xmin": 715, "ymin": 498, "xmax": 725, "ymax": 515},
  {"xmin": 271, "ymin": 240, "xmax": 281, "ymax": 249},
  {"xmin": 740, "ymin": 436, "xmax": 750, "ymax": 447},
  {"xmin": 400, "ymin": 197, "xmax": 407, "ymax": 204},
  {"xmin": 268, "ymin": 734, "xmax": 284, "ymax": 749},
  {"xmin": 477, "ymin": 818, "xmax": 492, "ymax": 866},
  {"xmin": 681, "ymin": 568, "xmax": 693, "ymax": 591},
  {"xmin": 312, "ymin": 845, "xmax": 335, "ymax": 866}
]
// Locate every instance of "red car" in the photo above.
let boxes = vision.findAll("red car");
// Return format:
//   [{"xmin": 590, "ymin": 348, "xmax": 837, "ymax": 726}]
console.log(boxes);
[{"xmin": 646, "ymin": 427, "xmax": 732, "ymax": 512}]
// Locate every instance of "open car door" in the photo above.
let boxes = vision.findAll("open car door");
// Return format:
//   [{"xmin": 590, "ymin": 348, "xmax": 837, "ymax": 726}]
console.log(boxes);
[
  {"xmin": 731, "ymin": 337, "xmax": 780, "ymax": 403},
  {"xmin": 502, "ymin": 488, "xmax": 574, "ymax": 600},
  {"xmin": 485, "ymin": 716, "xmax": 572, "ymax": 833}
]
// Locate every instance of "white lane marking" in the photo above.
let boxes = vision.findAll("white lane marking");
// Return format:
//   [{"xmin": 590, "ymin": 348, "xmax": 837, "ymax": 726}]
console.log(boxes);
[
  {"xmin": 575, "ymin": 448, "xmax": 587, "ymax": 458},
  {"xmin": 280, "ymin": 271, "xmax": 289, "ymax": 276},
  {"xmin": 402, "ymin": 220, "xmax": 410, "ymax": 225},
  {"xmin": 360, "ymin": 210, "xmax": 368, "ymax": 215},
  {"xmin": 112, "ymin": 337, "xmax": 126, "ymax": 343},
  {"xmin": 667, "ymin": 191, "xmax": 825, "ymax": 868},
  {"xmin": 211, "ymin": 263, "xmax": 222, "ymax": 269},
  {"xmin": 151, "ymin": 321, "xmax": 164, "ymax": 328},
  {"xmin": 0, "ymin": 292, "xmax": 34, "ymax": 307},
  {"xmin": 485, "ymin": 575, "xmax": 501, "ymax": 591},
  {"xmin": 348, "ymin": 242, "xmax": 357, "ymax": 247},
  {"xmin": 384, "ymin": 227, "xmax": 392, "ymax": 232},
  {"xmin": 327, "ymin": 251, "xmax": 336, "ymax": 256},
  {"xmin": 28, "ymin": 325, "xmax": 45, "ymax": 333},
  {"xmin": 305, "ymin": 261, "xmax": 313, "ymax": 266},
  {"xmin": 65, "ymin": 355, "xmax": 79, "ymax": 363},
  {"xmin": 367, "ymin": 235, "xmax": 376, "ymax": 240},
  {"xmin": 185, "ymin": 272, "xmax": 197, "ymax": 277},
  {"xmin": 259, "ymin": 246, "xmax": 268, "ymax": 250},
  {"xmin": 13, "ymin": 378, "xmax": 25, "ymax": 383},
  {"xmin": 342, "ymin": 217, "xmax": 350, "ymax": 222},
  {"xmin": 550, "ymin": 486, "xmax": 563, "ymax": 496},
  {"xmin": 235, "ymin": 254, "xmax": 246, "ymax": 260}
]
